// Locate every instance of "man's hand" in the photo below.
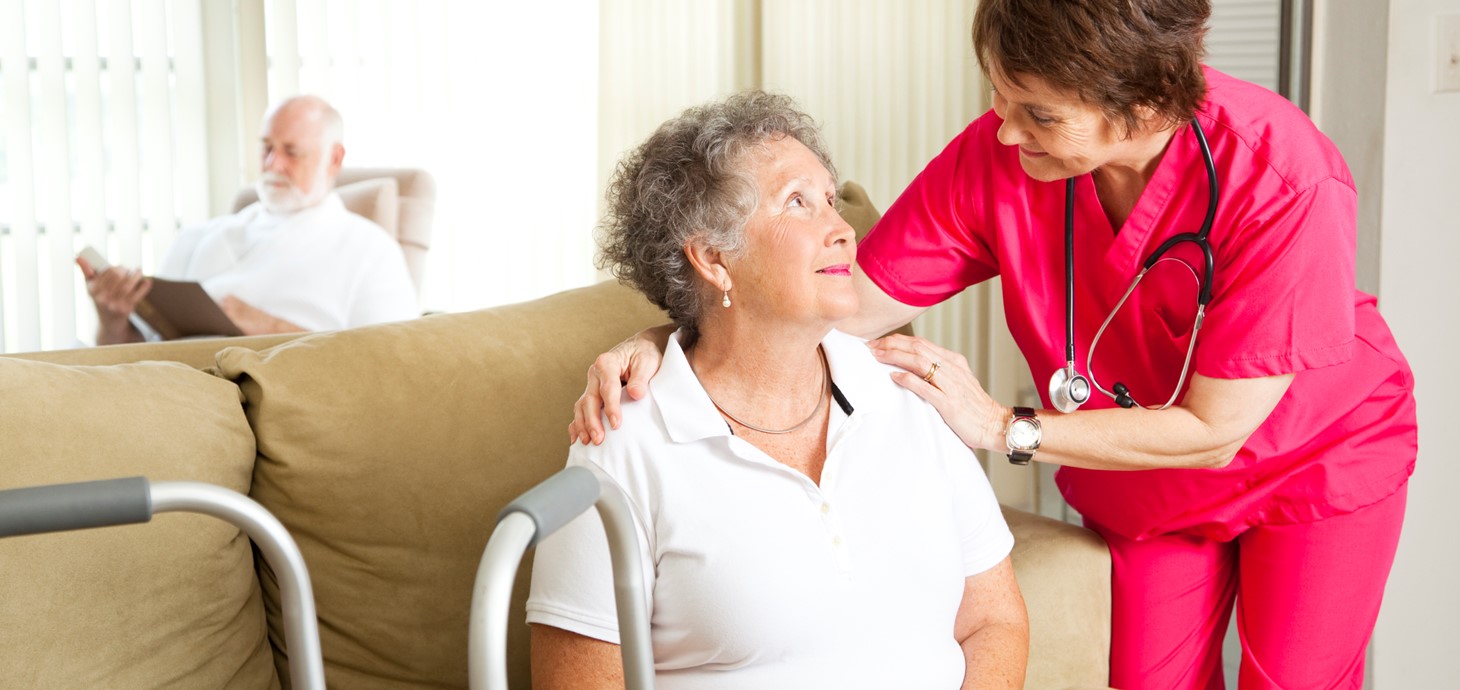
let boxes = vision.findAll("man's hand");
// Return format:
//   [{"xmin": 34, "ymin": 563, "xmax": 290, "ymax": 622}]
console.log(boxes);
[
  {"xmin": 78, "ymin": 257, "xmax": 149, "ymax": 345},
  {"xmin": 568, "ymin": 324, "xmax": 674, "ymax": 446},
  {"xmin": 219, "ymin": 295, "xmax": 307, "ymax": 336}
]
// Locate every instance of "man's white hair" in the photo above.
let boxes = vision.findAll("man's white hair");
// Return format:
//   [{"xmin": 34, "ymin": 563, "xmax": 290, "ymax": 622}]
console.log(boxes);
[{"xmin": 263, "ymin": 94, "xmax": 344, "ymax": 148}]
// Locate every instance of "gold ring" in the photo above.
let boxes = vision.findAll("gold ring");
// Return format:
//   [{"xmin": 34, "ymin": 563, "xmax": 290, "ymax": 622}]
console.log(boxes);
[{"xmin": 922, "ymin": 361, "xmax": 940, "ymax": 383}]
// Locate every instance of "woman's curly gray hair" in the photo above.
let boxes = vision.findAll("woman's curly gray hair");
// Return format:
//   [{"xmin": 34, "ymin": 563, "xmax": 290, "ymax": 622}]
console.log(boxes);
[{"xmin": 596, "ymin": 90, "xmax": 835, "ymax": 345}]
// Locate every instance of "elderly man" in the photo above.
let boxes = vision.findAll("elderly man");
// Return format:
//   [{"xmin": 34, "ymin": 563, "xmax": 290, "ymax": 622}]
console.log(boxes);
[{"xmin": 78, "ymin": 95, "xmax": 418, "ymax": 345}]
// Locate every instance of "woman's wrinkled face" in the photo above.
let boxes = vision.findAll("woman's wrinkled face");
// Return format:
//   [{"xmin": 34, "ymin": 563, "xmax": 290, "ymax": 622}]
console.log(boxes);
[
  {"xmin": 727, "ymin": 136, "xmax": 859, "ymax": 328},
  {"xmin": 989, "ymin": 70, "xmax": 1130, "ymax": 182}
]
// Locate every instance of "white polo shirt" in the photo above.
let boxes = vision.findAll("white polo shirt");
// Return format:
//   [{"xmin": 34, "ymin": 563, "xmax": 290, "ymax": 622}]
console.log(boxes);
[
  {"xmin": 526, "ymin": 329, "xmax": 1014, "ymax": 690},
  {"xmin": 157, "ymin": 193, "xmax": 418, "ymax": 332}
]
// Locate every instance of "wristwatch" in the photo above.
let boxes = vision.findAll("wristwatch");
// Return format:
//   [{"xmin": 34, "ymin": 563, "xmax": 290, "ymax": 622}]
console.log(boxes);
[{"xmin": 1005, "ymin": 407, "xmax": 1041, "ymax": 465}]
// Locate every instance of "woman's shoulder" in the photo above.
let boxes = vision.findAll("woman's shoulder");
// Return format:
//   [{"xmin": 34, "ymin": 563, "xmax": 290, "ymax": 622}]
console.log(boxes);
[
  {"xmin": 821, "ymin": 331, "xmax": 969, "ymax": 428},
  {"xmin": 562, "ymin": 408, "xmax": 677, "ymax": 523},
  {"xmin": 565, "ymin": 386, "xmax": 679, "ymax": 478}
]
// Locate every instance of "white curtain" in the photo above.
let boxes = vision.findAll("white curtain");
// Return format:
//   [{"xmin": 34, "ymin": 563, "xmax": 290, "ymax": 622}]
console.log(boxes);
[{"xmin": 261, "ymin": 0, "xmax": 601, "ymax": 314}]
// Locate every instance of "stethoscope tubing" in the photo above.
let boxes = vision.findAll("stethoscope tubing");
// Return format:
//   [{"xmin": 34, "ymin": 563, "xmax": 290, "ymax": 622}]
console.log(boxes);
[
  {"xmin": 1060, "ymin": 118, "xmax": 1219, "ymax": 410},
  {"xmin": 1141, "ymin": 119, "xmax": 1218, "ymax": 306},
  {"xmin": 1064, "ymin": 176, "xmax": 1078, "ymax": 366}
]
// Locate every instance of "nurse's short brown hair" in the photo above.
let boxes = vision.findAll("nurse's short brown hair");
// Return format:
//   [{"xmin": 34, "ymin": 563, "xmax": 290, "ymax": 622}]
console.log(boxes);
[{"xmin": 973, "ymin": 0, "xmax": 1211, "ymax": 136}]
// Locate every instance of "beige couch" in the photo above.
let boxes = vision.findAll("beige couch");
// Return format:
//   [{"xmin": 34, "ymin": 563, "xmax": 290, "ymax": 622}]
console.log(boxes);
[{"xmin": 0, "ymin": 187, "xmax": 1110, "ymax": 690}]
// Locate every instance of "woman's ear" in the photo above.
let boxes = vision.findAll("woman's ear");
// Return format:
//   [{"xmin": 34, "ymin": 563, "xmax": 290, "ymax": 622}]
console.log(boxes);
[
  {"xmin": 1124, "ymin": 104, "xmax": 1170, "ymax": 140},
  {"xmin": 684, "ymin": 240, "xmax": 731, "ymax": 291}
]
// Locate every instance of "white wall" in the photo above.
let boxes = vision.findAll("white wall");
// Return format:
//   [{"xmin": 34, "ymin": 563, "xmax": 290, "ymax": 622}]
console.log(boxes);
[
  {"xmin": 1309, "ymin": 0, "xmax": 1390, "ymax": 296},
  {"xmin": 1370, "ymin": 1, "xmax": 1460, "ymax": 685}
]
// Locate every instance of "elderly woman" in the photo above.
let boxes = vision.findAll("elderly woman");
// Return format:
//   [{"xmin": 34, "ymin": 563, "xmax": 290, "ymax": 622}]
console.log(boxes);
[
  {"xmin": 571, "ymin": 2, "xmax": 1416, "ymax": 688},
  {"xmin": 527, "ymin": 91, "xmax": 1027, "ymax": 689}
]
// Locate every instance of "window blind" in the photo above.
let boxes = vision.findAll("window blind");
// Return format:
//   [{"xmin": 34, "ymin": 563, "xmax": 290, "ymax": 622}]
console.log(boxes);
[
  {"xmin": 0, "ymin": 0, "xmax": 208, "ymax": 353},
  {"xmin": 1208, "ymin": 0, "xmax": 1284, "ymax": 92}
]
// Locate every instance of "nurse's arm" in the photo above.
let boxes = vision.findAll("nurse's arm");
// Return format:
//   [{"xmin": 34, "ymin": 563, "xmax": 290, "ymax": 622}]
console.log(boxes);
[
  {"xmin": 839, "ymin": 266, "xmax": 928, "ymax": 339},
  {"xmin": 1036, "ymin": 372, "xmax": 1295, "ymax": 471},
  {"xmin": 955, "ymin": 556, "xmax": 1029, "ymax": 690},
  {"xmin": 530, "ymin": 623, "xmax": 624, "ymax": 690}
]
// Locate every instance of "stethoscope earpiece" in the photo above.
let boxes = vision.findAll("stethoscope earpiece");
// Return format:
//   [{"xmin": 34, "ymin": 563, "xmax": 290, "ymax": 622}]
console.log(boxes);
[{"xmin": 1113, "ymin": 382, "xmax": 1137, "ymax": 409}]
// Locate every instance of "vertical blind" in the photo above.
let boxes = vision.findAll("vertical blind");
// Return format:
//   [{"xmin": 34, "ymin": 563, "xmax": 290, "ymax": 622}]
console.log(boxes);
[
  {"xmin": 1208, "ymin": 0, "xmax": 1283, "ymax": 92},
  {"xmin": 0, "ymin": 0, "xmax": 209, "ymax": 353}
]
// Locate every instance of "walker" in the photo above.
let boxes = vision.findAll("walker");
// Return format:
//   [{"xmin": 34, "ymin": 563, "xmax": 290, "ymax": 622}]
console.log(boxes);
[
  {"xmin": 469, "ymin": 466, "xmax": 654, "ymax": 690},
  {"xmin": 0, "ymin": 477, "xmax": 326, "ymax": 689}
]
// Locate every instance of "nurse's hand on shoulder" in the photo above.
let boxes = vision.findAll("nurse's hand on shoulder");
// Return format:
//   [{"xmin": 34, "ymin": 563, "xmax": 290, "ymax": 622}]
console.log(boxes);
[
  {"xmin": 871, "ymin": 334, "xmax": 1010, "ymax": 453},
  {"xmin": 569, "ymin": 324, "xmax": 676, "ymax": 446}
]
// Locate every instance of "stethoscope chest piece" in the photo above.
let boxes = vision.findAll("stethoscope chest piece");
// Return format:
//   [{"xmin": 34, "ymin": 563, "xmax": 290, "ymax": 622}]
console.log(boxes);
[{"xmin": 1048, "ymin": 365, "xmax": 1091, "ymax": 414}]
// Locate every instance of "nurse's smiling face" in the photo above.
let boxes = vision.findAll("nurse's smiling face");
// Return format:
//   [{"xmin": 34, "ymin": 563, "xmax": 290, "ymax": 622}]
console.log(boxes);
[{"xmin": 990, "ymin": 70, "xmax": 1137, "ymax": 182}]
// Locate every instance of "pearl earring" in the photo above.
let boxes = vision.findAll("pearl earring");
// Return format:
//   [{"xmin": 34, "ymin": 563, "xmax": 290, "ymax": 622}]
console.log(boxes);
[{"xmin": 722, "ymin": 288, "xmax": 731, "ymax": 308}]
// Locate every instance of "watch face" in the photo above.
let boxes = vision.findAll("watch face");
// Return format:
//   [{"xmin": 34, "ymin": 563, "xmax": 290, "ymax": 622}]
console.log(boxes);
[{"xmin": 1009, "ymin": 418, "xmax": 1040, "ymax": 450}]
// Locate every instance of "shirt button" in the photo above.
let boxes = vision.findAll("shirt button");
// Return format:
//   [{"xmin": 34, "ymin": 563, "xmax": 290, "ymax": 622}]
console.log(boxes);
[
  {"xmin": 820, "ymin": 502, "xmax": 831, "ymax": 514},
  {"xmin": 832, "ymin": 536, "xmax": 843, "ymax": 546}
]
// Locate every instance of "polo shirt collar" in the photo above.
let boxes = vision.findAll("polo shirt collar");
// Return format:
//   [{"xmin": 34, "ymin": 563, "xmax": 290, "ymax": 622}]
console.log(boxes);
[
  {"xmin": 651, "ymin": 331, "xmax": 734, "ymax": 444},
  {"xmin": 819, "ymin": 329, "xmax": 897, "ymax": 418},
  {"xmin": 650, "ymin": 328, "xmax": 899, "ymax": 445}
]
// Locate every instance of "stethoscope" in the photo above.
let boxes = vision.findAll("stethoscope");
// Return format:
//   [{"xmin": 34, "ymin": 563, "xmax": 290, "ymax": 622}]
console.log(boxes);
[{"xmin": 1049, "ymin": 118, "xmax": 1218, "ymax": 413}]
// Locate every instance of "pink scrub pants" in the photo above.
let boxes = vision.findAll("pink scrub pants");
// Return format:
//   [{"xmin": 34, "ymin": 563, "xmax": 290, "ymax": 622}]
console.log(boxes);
[{"xmin": 1089, "ymin": 483, "xmax": 1408, "ymax": 690}]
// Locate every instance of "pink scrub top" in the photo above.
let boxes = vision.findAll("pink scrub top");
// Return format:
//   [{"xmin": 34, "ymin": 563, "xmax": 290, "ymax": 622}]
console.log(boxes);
[{"xmin": 858, "ymin": 67, "xmax": 1417, "ymax": 541}]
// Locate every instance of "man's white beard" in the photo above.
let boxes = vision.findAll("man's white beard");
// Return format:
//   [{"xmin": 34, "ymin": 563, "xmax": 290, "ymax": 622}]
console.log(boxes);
[{"xmin": 256, "ymin": 164, "xmax": 330, "ymax": 215}]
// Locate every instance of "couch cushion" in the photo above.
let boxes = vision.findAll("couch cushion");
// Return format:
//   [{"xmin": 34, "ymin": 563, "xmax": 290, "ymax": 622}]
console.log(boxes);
[
  {"xmin": 0, "ymin": 358, "xmax": 276, "ymax": 689},
  {"xmin": 216, "ymin": 281, "xmax": 667, "ymax": 689},
  {"xmin": 1003, "ymin": 505, "xmax": 1112, "ymax": 689}
]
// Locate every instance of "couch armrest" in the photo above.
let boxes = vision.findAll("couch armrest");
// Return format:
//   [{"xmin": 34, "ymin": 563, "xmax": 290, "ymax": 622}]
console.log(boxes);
[{"xmin": 1003, "ymin": 505, "xmax": 1111, "ymax": 690}]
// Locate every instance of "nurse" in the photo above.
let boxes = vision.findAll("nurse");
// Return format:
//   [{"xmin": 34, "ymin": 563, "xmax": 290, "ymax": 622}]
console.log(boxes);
[{"xmin": 571, "ymin": 0, "xmax": 1417, "ymax": 687}]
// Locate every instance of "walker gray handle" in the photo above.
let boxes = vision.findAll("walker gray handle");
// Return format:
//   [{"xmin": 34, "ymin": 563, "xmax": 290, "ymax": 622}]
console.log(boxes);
[
  {"xmin": 471, "ymin": 466, "xmax": 654, "ymax": 690},
  {"xmin": 497, "ymin": 466, "xmax": 600, "ymax": 546},
  {"xmin": 0, "ymin": 477, "xmax": 151, "ymax": 537}
]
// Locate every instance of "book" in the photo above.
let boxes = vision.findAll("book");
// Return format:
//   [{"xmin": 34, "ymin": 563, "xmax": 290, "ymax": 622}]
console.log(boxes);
[
  {"xmin": 132, "ymin": 278, "xmax": 244, "ymax": 340},
  {"xmin": 78, "ymin": 247, "xmax": 243, "ymax": 340}
]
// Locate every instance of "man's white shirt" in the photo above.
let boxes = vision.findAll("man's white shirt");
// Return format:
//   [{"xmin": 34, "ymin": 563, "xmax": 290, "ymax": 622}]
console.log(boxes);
[
  {"xmin": 527, "ymin": 329, "xmax": 1014, "ymax": 690},
  {"xmin": 157, "ymin": 192, "xmax": 417, "ymax": 332}
]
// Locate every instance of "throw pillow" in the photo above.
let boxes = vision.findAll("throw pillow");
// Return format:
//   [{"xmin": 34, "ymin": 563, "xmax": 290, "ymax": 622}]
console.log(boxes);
[{"xmin": 0, "ymin": 358, "xmax": 276, "ymax": 689}]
